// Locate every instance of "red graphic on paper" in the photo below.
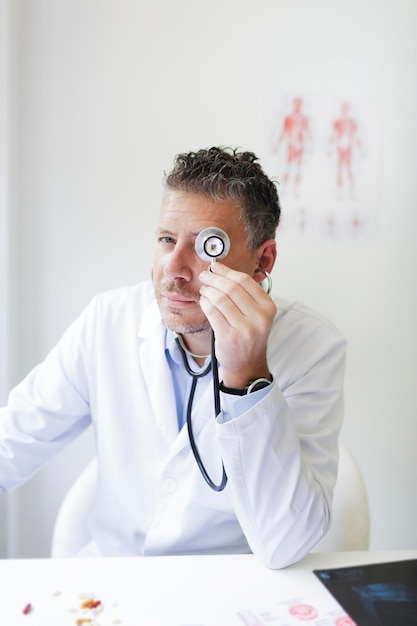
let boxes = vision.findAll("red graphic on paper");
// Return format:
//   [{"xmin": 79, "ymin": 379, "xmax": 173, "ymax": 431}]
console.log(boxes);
[
  {"xmin": 289, "ymin": 603, "xmax": 318, "ymax": 620},
  {"xmin": 334, "ymin": 616, "xmax": 357, "ymax": 626},
  {"xmin": 328, "ymin": 101, "xmax": 363, "ymax": 200},
  {"xmin": 274, "ymin": 97, "xmax": 311, "ymax": 196}
]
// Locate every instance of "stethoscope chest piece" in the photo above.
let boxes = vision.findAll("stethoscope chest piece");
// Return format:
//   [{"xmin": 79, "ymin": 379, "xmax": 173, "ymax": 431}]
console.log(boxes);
[{"xmin": 195, "ymin": 227, "xmax": 231, "ymax": 263}]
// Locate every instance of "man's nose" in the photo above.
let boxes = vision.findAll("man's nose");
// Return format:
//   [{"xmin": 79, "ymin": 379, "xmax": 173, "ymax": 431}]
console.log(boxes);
[{"xmin": 163, "ymin": 245, "xmax": 195, "ymax": 281}]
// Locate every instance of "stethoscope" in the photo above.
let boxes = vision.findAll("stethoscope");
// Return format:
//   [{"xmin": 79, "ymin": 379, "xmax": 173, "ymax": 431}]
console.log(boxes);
[{"xmin": 174, "ymin": 227, "xmax": 231, "ymax": 492}]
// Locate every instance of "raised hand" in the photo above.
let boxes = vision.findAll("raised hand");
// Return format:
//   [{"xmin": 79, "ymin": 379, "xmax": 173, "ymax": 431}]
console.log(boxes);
[{"xmin": 199, "ymin": 262, "xmax": 276, "ymax": 388}]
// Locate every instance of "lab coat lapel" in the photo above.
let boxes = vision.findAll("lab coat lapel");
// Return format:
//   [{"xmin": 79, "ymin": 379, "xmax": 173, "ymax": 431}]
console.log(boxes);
[
  {"xmin": 166, "ymin": 371, "xmax": 216, "ymax": 459},
  {"xmin": 138, "ymin": 301, "xmax": 179, "ymax": 446}
]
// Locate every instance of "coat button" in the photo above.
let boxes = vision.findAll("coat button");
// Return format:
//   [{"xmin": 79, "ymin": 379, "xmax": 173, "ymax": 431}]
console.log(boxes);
[{"xmin": 162, "ymin": 478, "xmax": 177, "ymax": 493}]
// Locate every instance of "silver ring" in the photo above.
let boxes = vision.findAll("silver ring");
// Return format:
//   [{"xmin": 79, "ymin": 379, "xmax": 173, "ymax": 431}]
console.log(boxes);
[{"xmin": 257, "ymin": 269, "xmax": 272, "ymax": 294}]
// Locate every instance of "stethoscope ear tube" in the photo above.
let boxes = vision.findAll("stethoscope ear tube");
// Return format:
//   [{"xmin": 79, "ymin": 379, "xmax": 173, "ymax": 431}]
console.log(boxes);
[
  {"xmin": 176, "ymin": 330, "xmax": 227, "ymax": 492},
  {"xmin": 207, "ymin": 330, "xmax": 227, "ymax": 490}
]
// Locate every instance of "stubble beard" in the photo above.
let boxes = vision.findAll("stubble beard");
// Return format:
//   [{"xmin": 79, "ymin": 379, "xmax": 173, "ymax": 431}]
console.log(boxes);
[
  {"xmin": 154, "ymin": 281, "xmax": 211, "ymax": 338},
  {"xmin": 160, "ymin": 303, "xmax": 211, "ymax": 336}
]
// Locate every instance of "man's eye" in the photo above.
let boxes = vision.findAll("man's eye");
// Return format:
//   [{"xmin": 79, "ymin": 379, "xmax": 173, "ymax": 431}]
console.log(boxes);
[{"xmin": 159, "ymin": 236, "xmax": 175, "ymax": 244}]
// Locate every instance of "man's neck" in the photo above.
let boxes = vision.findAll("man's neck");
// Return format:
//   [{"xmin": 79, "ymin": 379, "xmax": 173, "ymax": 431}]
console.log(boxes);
[{"xmin": 176, "ymin": 332, "xmax": 211, "ymax": 368}]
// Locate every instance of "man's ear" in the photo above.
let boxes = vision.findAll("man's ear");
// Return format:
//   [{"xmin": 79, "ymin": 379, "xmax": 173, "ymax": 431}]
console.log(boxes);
[{"xmin": 254, "ymin": 239, "xmax": 277, "ymax": 280}]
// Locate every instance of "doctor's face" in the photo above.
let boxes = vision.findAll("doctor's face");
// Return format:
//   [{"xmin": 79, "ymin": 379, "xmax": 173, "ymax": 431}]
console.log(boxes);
[{"xmin": 153, "ymin": 190, "xmax": 259, "ymax": 337}]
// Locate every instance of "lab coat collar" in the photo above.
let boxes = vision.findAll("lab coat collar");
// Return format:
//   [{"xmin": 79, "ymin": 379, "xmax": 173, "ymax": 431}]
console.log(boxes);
[{"xmin": 137, "ymin": 298, "xmax": 179, "ymax": 445}]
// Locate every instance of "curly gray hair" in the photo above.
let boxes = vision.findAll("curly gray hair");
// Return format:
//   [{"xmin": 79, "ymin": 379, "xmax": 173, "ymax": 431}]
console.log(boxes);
[{"xmin": 164, "ymin": 147, "xmax": 281, "ymax": 249}]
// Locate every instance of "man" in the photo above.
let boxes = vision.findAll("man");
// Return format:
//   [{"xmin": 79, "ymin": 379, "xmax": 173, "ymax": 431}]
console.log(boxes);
[{"xmin": 0, "ymin": 147, "xmax": 346, "ymax": 568}]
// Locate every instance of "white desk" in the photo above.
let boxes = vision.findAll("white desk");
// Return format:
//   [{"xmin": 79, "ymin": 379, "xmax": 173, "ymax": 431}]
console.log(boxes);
[{"xmin": 1, "ymin": 550, "xmax": 416, "ymax": 625}]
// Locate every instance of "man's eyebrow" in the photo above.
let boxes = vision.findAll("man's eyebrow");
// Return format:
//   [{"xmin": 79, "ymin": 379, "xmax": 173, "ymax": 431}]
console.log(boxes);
[
  {"xmin": 156, "ymin": 227, "xmax": 175, "ymax": 235},
  {"xmin": 156, "ymin": 227, "xmax": 201, "ymax": 238}
]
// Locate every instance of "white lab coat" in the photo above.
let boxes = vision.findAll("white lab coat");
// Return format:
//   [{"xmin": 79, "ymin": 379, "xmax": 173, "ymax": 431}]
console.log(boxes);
[{"xmin": 0, "ymin": 282, "xmax": 346, "ymax": 568}]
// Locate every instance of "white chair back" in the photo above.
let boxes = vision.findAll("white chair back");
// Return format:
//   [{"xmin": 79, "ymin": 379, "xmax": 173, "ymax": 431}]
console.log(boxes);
[
  {"xmin": 52, "ymin": 459, "xmax": 97, "ymax": 557},
  {"xmin": 313, "ymin": 441, "xmax": 370, "ymax": 551}
]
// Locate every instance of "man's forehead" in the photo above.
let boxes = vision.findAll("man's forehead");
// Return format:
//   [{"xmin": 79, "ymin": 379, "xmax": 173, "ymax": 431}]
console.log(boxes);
[
  {"xmin": 161, "ymin": 189, "xmax": 241, "ymax": 209},
  {"xmin": 159, "ymin": 190, "xmax": 240, "ymax": 228}
]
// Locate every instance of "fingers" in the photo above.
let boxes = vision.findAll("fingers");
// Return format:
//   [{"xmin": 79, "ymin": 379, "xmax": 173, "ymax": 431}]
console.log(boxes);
[
  {"xmin": 199, "ymin": 264, "xmax": 274, "ymax": 317},
  {"xmin": 198, "ymin": 262, "xmax": 276, "ymax": 333},
  {"xmin": 198, "ymin": 263, "xmax": 276, "ymax": 384}
]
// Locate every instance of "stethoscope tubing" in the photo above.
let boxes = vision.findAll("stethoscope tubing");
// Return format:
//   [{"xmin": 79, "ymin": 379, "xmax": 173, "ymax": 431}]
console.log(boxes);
[
  {"xmin": 175, "ymin": 331, "xmax": 228, "ymax": 492},
  {"xmin": 174, "ymin": 227, "xmax": 231, "ymax": 491}
]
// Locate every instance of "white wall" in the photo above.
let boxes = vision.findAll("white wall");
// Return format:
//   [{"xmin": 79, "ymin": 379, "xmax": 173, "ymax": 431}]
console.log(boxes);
[
  {"xmin": 2, "ymin": 0, "xmax": 417, "ymax": 557},
  {"xmin": 0, "ymin": 0, "xmax": 11, "ymax": 558}
]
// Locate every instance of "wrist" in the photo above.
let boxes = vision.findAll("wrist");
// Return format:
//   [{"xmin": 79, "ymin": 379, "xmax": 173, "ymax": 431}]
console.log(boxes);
[
  {"xmin": 220, "ymin": 375, "xmax": 273, "ymax": 396},
  {"xmin": 221, "ymin": 364, "xmax": 271, "ymax": 390}
]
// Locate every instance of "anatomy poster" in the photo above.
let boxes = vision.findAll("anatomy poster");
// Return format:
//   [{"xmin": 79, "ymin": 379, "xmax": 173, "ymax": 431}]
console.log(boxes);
[{"xmin": 264, "ymin": 92, "xmax": 380, "ymax": 241}]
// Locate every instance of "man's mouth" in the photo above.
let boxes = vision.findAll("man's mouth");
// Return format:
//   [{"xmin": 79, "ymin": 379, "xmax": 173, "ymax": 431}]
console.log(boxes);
[{"xmin": 162, "ymin": 292, "xmax": 199, "ymax": 307}]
